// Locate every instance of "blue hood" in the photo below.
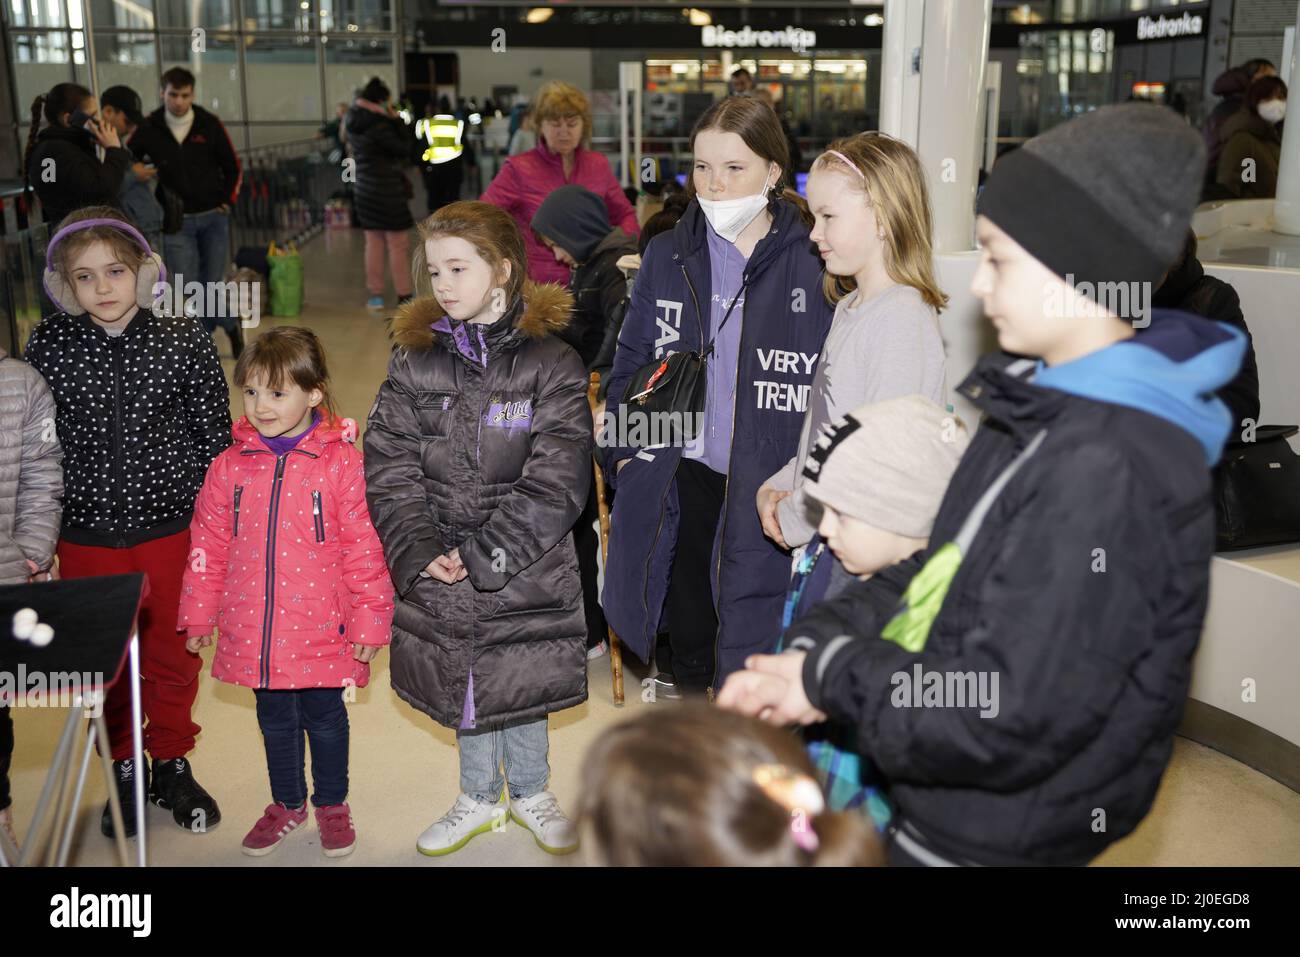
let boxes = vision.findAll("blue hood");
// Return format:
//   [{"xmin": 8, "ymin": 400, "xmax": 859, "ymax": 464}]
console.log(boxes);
[{"xmin": 1033, "ymin": 309, "xmax": 1246, "ymax": 465}]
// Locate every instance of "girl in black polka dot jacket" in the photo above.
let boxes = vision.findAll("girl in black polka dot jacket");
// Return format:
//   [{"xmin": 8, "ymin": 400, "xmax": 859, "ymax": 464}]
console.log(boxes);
[{"xmin": 23, "ymin": 207, "xmax": 231, "ymax": 840}]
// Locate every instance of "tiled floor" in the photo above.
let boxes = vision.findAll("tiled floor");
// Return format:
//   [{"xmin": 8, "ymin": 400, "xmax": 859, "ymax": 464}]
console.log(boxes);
[{"xmin": 7, "ymin": 228, "xmax": 1299, "ymax": 867}]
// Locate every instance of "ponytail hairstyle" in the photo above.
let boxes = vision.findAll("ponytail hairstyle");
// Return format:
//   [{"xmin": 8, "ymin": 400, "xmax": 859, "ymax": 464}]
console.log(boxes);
[
  {"xmin": 24, "ymin": 82, "xmax": 93, "ymax": 188},
  {"xmin": 686, "ymin": 94, "xmax": 813, "ymax": 228},
  {"xmin": 233, "ymin": 326, "xmax": 337, "ymax": 423},
  {"xmin": 576, "ymin": 702, "xmax": 884, "ymax": 867},
  {"xmin": 413, "ymin": 200, "xmax": 527, "ymax": 309},
  {"xmin": 813, "ymin": 132, "xmax": 949, "ymax": 312}
]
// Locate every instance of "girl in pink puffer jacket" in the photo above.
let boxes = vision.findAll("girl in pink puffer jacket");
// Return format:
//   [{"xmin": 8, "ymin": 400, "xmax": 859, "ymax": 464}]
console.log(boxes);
[{"xmin": 178, "ymin": 327, "xmax": 394, "ymax": 859}]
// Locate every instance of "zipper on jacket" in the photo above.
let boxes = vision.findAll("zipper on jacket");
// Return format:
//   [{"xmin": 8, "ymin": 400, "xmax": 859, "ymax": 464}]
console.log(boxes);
[
  {"xmin": 312, "ymin": 489, "xmax": 325, "ymax": 543},
  {"xmin": 109, "ymin": 338, "xmax": 127, "ymax": 548},
  {"xmin": 709, "ymin": 270, "xmax": 752, "ymax": 701},
  {"xmin": 259, "ymin": 454, "xmax": 288, "ymax": 688},
  {"xmin": 232, "ymin": 485, "xmax": 244, "ymax": 537}
]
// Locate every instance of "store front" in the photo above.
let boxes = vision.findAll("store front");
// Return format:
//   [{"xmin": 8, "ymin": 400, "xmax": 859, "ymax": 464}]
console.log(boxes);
[
  {"xmin": 992, "ymin": 2, "xmax": 1210, "ymax": 139},
  {"xmin": 408, "ymin": 5, "xmax": 883, "ymax": 167}
]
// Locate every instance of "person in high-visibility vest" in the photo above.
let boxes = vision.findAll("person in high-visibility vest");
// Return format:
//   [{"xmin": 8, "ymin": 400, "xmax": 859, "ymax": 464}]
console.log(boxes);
[{"xmin": 417, "ymin": 107, "xmax": 475, "ymax": 214}]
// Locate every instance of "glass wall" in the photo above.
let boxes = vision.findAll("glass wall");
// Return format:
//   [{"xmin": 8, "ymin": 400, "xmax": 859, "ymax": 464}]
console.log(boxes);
[
  {"xmin": 635, "ymin": 51, "xmax": 872, "ymax": 141},
  {"xmin": 5, "ymin": 0, "xmax": 399, "ymax": 150},
  {"xmin": 1013, "ymin": 27, "xmax": 1115, "ymax": 137}
]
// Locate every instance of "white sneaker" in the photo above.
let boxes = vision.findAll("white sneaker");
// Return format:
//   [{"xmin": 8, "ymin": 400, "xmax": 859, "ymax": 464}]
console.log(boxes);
[
  {"xmin": 586, "ymin": 640, "xmax": 608, "ymax": 660},
  {"xmin": 416, "ymin": 792, "xmax": 507, "ymax": 857},
  {"xmin": 509, "ymin": 790, "xmax": 578, "ymax": 855}
]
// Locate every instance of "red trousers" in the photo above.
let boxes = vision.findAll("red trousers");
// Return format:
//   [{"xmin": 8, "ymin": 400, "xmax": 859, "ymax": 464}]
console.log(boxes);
[{"xmin": 57, "ymin": 529, "xmax": 202, "ymax": 761}]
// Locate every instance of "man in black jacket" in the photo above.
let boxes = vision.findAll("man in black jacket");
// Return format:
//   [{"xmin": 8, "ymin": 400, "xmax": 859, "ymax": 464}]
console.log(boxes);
[
  {"xmin": 719, "ymin": 104, "xmax": 1248, "ymax": 866},
  {"xmin": 130, "ymin": 66, "xmax": 244, "ymax": 357}
]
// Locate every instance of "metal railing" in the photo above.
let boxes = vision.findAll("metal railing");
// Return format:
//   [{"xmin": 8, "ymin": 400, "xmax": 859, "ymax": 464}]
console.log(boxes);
[{"xmin": 230, "ymin": 138, "xmax": 343, "ymax": 254}]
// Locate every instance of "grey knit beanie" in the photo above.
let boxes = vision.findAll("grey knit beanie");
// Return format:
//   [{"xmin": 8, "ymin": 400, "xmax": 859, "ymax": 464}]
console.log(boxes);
[
  {"xmin": 978, "ymin": 103, "xmax": 1206, "ymax": 292},
  {"xmin": 802, "ymin": 395, "xmax": 970, "ymax": 539},
  {"xmin": 531, "ymin": 185, "xmax": 612, "ymax": 263}
]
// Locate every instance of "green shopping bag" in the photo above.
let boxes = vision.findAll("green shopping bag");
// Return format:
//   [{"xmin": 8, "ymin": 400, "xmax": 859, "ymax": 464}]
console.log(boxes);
[{"xmin": 267, "ymin": 241, "xmax": 304, "ymax": 317}]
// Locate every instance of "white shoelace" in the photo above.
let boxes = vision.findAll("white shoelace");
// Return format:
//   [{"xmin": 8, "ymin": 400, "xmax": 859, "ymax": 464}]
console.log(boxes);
[
  {"xmin": 440, "ymin": 796, "xmax": 481, "ymax": 829},
  {"xmin": 523, "ymin": 795, "xmax": 567, "ymax": 828}
]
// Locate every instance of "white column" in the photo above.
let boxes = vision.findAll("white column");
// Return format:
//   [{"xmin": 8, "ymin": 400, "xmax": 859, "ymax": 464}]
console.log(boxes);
[
  {"xmin": 880, "ymin": 0, "xmax": 925, "ymax": 148},
  {"xmin": 881, "ymin": 0, "xmax": 992, "ymax": 252},
  {"xmin": 915, "ymin": 0, "xmax": 993, "ymax": 252},
  {"xmin": 1272, "ymin": 6, "xmax": 1300, "ymax": 235}
]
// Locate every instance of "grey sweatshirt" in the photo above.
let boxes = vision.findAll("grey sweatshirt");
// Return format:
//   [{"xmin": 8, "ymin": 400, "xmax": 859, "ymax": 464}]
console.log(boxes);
[{"xmin": 766, "ymin": 283, "xmax": 947, "ymax": 547}]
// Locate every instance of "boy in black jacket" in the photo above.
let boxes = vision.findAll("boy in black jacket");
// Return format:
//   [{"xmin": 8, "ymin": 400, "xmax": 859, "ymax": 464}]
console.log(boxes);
[
  {"xmin": 531, "ymin": 185, "xmax": 637, "ymax": 657},
  {"xmin": 719, "ymin": 104, "xmax": 1248, "ymax": 866}
]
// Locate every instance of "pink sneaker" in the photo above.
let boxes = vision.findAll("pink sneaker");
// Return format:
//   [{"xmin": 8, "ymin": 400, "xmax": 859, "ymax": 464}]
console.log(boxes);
[
  {"xmin": 241, "ymin": 802, "xmax": 308, "ymax": 856},
  {"xmin": 315, "ymin": 803, "xmax": 356, "ymax": 858}
]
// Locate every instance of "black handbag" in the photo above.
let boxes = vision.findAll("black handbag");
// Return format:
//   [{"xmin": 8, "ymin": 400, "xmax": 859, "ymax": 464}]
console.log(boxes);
[
  {"xmin": 1214, "ymin": 424, "xmax": 1300, "ymax": 550},
  {"xmin": 620, "ymin": 280, "xmax": 746, "ymax": 447}
]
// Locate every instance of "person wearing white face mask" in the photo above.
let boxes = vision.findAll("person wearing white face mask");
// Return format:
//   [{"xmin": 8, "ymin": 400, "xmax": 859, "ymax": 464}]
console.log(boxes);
[
  {"xmin": 1216, "ymin": 75, "xmax": 1288, "ymax": 198},
  {"xmin": 600, "ymin": 96, "xmax": 835, "ymax": 700}
]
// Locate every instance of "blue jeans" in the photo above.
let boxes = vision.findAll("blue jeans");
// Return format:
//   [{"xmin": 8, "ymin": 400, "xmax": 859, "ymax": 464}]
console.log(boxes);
[
  {"xmin": 162, "ymin": 208, "xmax": 234, "ymax": 332},
  {"xmin": 456, "ymin": 717, "xmax": 549, "ymax": 804},
  {"xmin": 253, "ymin": 688, "xmax": 350, "ymax": 808}
]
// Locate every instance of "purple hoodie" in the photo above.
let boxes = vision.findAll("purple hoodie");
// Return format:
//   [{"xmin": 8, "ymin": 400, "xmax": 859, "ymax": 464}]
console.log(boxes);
[{"xmin": 685, "ymin": 223, "xmax": 748, "ymax": 474}]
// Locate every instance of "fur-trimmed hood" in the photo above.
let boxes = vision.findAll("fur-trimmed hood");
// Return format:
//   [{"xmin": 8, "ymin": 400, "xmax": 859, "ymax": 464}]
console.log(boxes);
[{"xmin": 390, "ymin": 280, "xmax": 574, "ymax": 352}]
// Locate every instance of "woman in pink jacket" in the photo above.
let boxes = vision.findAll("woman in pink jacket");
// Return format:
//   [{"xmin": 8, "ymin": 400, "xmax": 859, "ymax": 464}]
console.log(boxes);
[
  {"xmin": 481, "ymin": 80, "xmax": 638, "ymax": 286},
  {"xmin": 179, "ymin": 327, "xmax": 394, "ymax": 860}
]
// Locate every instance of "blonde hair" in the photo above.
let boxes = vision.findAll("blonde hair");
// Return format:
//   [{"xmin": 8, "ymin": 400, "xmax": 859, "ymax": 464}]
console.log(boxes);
[
  {"xmin": 413, "ymin": 200, "xmax": 526, "ymax": 305},
  {"xmin": 531, "ymin": 80, "xmax": 592, "ymax": 148},
  {"xmin": 576, "ymin": 703, "xmax": 883, "ymax": 867},
  {"xmin": 813, "ymin": 133, "xmax": 948, "ymax": 312}
]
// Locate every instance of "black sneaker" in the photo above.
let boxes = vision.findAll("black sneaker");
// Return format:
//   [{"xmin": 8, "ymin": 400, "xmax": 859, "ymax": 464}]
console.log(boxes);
[
  {"xmin": 101, "ymin": 758, "xmax": 149, "ymax": 839},
  {"xmin": 150, "ymin": 757, "xmax": 221, "ymax": 833}
]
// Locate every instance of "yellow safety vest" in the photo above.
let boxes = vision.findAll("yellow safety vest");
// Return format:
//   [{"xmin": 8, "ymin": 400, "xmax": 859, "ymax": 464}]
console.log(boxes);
[{"xmin": 416, "ymin": 115, "xmax": 464, "ymax": 165}]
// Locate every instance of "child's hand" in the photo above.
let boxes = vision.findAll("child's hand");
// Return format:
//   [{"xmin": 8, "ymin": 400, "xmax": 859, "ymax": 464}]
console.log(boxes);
[
  {"xmin": 24, "ymin": 559, "xmax": 54, "ymax": 583},
  {"xmin": 756, "ymin": 484, "xmax": 791, "ymax": 550},
  {"xmin": 717, "ymin": 652, "xmax": 825, "ymax": 726},
  {"xmin": 353, "ymin": 644, "xmax": 379, "ymax": 663},
  {"xmin": 424, "ymin": 554, "xmax": 464, "ymax": 584},
  {"xmin": 447, "ymin": 548, "xmax": 468, "ymax": 583},
  {"xmin": 185, "ymin": 631, "xmax": 215, "ymax": 654}
]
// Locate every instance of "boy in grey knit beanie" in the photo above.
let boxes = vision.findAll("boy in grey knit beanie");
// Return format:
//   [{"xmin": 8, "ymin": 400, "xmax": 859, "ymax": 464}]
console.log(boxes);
[{"xmin": 802, "ymin": 394, "xmax": 969, "ymax": 576}]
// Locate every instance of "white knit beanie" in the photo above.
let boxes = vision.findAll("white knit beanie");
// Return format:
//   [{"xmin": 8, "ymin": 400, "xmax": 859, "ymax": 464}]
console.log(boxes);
[{"xmin": 802, "ymin": 395, "xmax": 970, "ymax": 539}]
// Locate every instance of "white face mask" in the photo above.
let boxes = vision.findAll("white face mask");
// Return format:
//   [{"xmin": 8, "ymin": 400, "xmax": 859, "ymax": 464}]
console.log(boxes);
[
  {"xmin": 1258, "ymin": 99, "xmax": 1287, "ymax": 124},
  {"xmin": 697, "ymin": 165, "xmax": 778, "ymax": 243}
]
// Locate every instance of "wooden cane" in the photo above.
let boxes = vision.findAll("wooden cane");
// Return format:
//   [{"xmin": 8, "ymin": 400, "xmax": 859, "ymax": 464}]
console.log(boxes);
[{"xmin": 588, "ymin": 372, "xmax": 625, "ymax": 705}]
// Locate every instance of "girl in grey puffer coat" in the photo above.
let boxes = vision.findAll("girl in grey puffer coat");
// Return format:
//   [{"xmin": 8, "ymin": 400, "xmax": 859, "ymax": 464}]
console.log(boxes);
[
  {"xmin": 0, "ymin": 346, "xmax": 63, "ymax": 585},
  {"xmin": 0, "ymin": 344, "xmax": 63, "ymax": 844}
]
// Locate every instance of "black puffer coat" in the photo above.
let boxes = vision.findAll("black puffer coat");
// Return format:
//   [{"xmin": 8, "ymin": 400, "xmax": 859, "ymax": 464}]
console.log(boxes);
[
  {"xmin": 22, "ymin": 309, "xmax": 231, "ymax": 548},
  {"xmin": 345, "ymin": 104, "xmax": 415, "ymax": 232},
  {"xmin": 364, "ymin": 282, "xmax": 592, "ymax": 729}
]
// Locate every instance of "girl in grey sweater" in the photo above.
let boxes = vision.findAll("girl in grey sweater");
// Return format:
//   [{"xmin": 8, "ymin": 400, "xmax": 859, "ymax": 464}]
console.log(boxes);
[{"xmin": 757, "ymin": 134, "xmax": 950, "ymax": 593}]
